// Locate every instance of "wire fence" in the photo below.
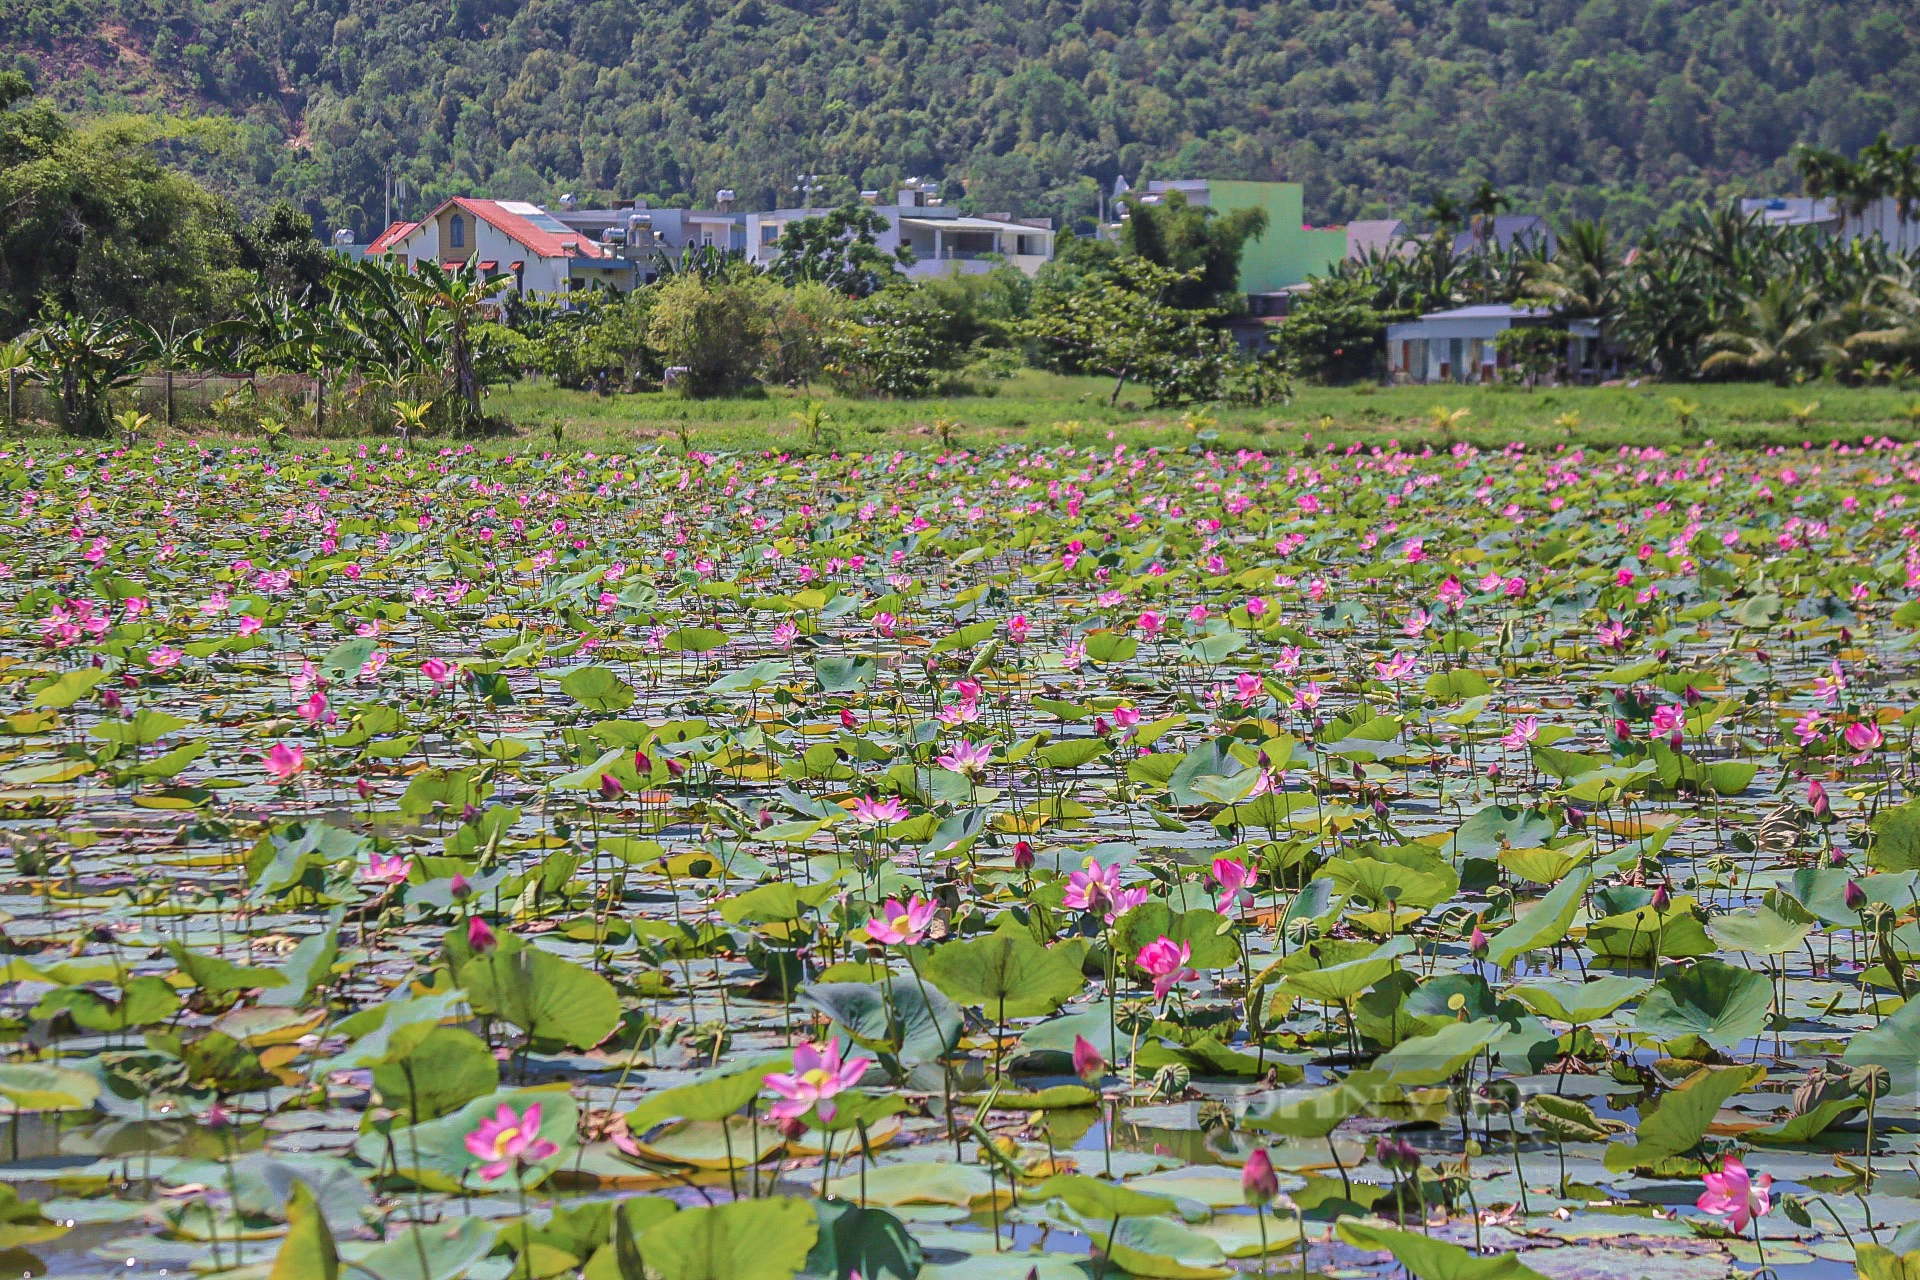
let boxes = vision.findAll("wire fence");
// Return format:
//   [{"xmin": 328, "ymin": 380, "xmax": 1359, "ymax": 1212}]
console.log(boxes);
[{"xmin": 1, "ymin": 370, "xmax": 449, "ymax": 438}]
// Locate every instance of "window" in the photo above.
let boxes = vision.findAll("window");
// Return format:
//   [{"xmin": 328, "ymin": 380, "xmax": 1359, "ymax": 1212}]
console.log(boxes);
[{"xmin": 449, "ymin": 215, "xmax": 466, "ymax": 248}]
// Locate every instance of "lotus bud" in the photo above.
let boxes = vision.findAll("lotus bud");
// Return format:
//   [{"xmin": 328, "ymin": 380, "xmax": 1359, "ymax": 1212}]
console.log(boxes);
[
  {"xmin": 1469, "ymin": 920, "xmax": 1490, "ymax": 959},
  {"xmin": 450, "ymin": 873, "xmax": 471, "ymax": 901},
  {"xmin": 206, "ymin": 1102, "xmax": 232, "ymax": 1130},
  {"xmin": 599, "ymin": 773, "xmax": 625, "ymax": 801},
  {"xmin": 467, "ymin": 915, "xmax": 497, "ymax": 953},
  {"xmin": 840, "ymin": 708, "xmax": 858, "ymax": 730},
  {"xmin": 665, "ymin": 758, "xmax": 686, "ymax": 778},
  {"xmin": 1845, "ymin": 879, "xmax": 1868, "ymax": 912},
  {"xmin": 1241, "ymin": 1148, "xmax": 1279, "ymax": 1207},
  {"xmin": 634, "ymin": 750, "xmax": 652, "ymax": 774},
  {"xmin": 1809, "ymin": 779, "xmax": 1830, "ymax": 821},
  {"xmin": 1072, "ymin": 1034, "xmax": 1105, "ymax": 1085},
  {"xmin": 1013, "ymin": 840, "xmax": 1034, "ymax": 871},
  {"xmin": 1094, "ymin": 715, "xmax": 1111, "ymax": 736},
  {"xmin": 356, "ymin": 778, "xmax": 372, "ymax": 800},
  {"xmin": 1650, "ymin": 885, "xmax": 1671, "ymax": 913}
]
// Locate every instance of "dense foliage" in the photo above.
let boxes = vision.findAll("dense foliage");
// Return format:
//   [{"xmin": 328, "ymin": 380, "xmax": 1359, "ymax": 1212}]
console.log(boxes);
[
  {"xmin": 7, "ymin": 0, "xmax": 1917, "ymax": 236},
  {"xmin": 1284, "ymin": 196, "xmax": 1920, "ymax": 386},
  {"xmin": 5, "ymin": 434, "xmax": 1920, "ymax": 1279}
]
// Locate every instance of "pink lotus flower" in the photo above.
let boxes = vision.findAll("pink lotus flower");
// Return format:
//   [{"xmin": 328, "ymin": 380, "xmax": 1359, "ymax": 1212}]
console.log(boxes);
[
  {"xmin": 1696, "ymin": 1156, "xmax": 1771, "ymax": 1234},
  {"xmin": 936, "ymin": 739, "xmax": 993, "ymax": 776},
  {"xmin": 364, "ymin": 851, "xmax": 409, "ymax": 885},
  {"xmin": 848, "ymin": 795, "xmax": 908, "ymax": 826},
  {"xmin": 147, "ymin": 646, "xmax": 183, "ymax": 671},
  {"xmin": 1651, "ymin": 704, "xmax": 1685, "ymax": 741},
  {"xmin": 1597, "ymin": 620, "xmax": 1631, "ymax": 651},
  {"xmin": 264, "ymin": 743, "xmax": 305, "ymax": 781},
  {"xmin": 1137, "ymin": 936, "xmax": 1198, "ymax": 1001},
  {"xmin": 872, "ymin": 612, "xmax": 898, "ymax": 638},
  {"xmin": 763, "ymin": 1039, "xmax": 872, "ymax": 1124},
  {"xmin": 771, "ymin": 620, "xmax": 798, "ymax": 650},
  {"xmin": 1242, "ymin": 1148, "xmax": 1279, "ymax": 1206},
  {"xmin": 1845, "ymin": 721, "xmax": 1884, "ymax": 754},
  {"xmin": 1137, "ymin": 610, "xmax": 1165, "ymax": 637},
  {"xmin": 1437, "ymin": 576, "xmax": 1466, "ymax": 609},
  {"xmin": 866, "ymin": 896, "xmax": 936, "ymax": 946},
  {"xmin": 1073, "ymin": 1034, "xmax": 1106, "ymax": 1084},
  {"xmin": 421, "ymin": 658, "xmax": 455, "ymax": 687},
  {"xmin": 1109, "ymin": 886, "xmax": 1151, "ymax": 920},
  {"xmin": 1234, "ymin": 671, "xmax": 1264, "ymax": 702},
  {"xmin": 298, "ymin": 691, "xmax": 330, "ymax": 724},
  {"xmin": 465, "ymin": 1102, "xmax": 559, "ymax": 1181},
  {"xmin": 1211, "ymin": 857, "xmax": 1254, "ymax": 914},
  {"xmin": 1374, "ymin": 650, "xmax": 1418, "ymax": 681},
  {"xmin": 1501, "ymin": 716, "xmax": 1539, "ymax": 750},
  {"xmin": 1007, "ymin": 614, "xmax": 1031, "ymax": 643},
  {"xmin": 1793, "ymin": 711, "xmax": 1825, "ymax": 746},
  {"xmin": 1064, "ymin": 858, "xmax": 1122, "ymax": 918}
]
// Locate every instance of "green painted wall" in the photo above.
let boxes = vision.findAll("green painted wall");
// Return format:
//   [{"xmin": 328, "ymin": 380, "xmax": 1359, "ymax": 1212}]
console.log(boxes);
[{"xmin": 1202, "ymin": 180, "xmax": 1347, "ymax": 293}]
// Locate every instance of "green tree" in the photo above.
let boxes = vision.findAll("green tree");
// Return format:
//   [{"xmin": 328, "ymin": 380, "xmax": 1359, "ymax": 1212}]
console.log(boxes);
[
  {"xmin": 239, "ymin": 201, "xmax": 333, "ymax": 301},
  {"xmin": 1491, "ymin": 326, "xmax": 1570, "ymax": 388},
  {"xmin": 772, "ymin": 205, "xmax": 913, "ymax": 298},
  {"xmin": 1119, "ymin": 190, "xmax": 1267, "ymax": 311},
  {"xmin": 647, "ymin": 270, "xmax": 770, "ymax": 395},
  {"xmin": 1023, "ymin": 257, "xmax": 1226, "ymax": 405},
  {"xmin": 0, "ymin": 74, "xmax": 244, "ymax": 333},
  {"xmin": 1276, "ymin": 272, "xmax": 1399, "ymax": 385}
]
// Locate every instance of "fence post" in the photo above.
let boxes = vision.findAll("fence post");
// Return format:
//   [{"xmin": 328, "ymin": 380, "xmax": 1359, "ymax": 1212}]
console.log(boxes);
[
  {"xmin": 5, "ymin": 370, "xmax": 13, "ymax": 428},
  {"xmin": 315, "ymin": 376, "xmax": 324, "ymax": 433},
  {"xmin": 164, "ymin": 368, "xmax": 175, "ymax": 430}
]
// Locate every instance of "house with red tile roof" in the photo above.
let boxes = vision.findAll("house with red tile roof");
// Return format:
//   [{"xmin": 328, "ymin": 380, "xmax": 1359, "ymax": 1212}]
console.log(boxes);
[{"xmin": 365, "ymin": 198, "xmax": 635, "ymax": 295}]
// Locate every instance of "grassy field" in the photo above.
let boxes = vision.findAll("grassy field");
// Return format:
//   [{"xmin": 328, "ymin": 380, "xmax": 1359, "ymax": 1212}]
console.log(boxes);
[
  {"xmin": 491, "ymin": 371, "xmax": 1920, "ymax": 454},
  {"xmin": 24, "ymin": 371, "xmax": 1920, "ymax": 454}
]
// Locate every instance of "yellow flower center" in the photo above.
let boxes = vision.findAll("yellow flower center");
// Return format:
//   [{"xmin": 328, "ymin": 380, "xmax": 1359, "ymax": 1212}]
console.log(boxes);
[
  {"xmin": 799, "ymin": 1068, "xmax": 833, "ymax": 1090},
  {"xmin": 487, "ymin": 1124, "xmax": 523, "ymax": 1158}
]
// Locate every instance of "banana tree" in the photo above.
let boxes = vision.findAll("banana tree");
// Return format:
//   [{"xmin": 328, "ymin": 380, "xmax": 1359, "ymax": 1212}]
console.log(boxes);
[{"xmin": 25, "ymin": 313, "xmax": 148, "ymax": 438}]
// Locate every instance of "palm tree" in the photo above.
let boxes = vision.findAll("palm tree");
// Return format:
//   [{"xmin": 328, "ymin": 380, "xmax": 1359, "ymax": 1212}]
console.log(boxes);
[
  {"xmin": 1699, "ymin": 279, "xmax": 1837, "ymax": 384},
  {"xmin": 25, "ymin": 313, "xmax": 149, "ymax": 437},
  {"xmin": 1465, "ymin": 180, "xmax": 1512, "ymax": 251},
  {"xmin": 1423, "ymin": 191, "xmax": 1463, "ymax": 237},
  {"xmin": 1795, "ymin": 143, "xmax": 1868, "ymax": 242},
  {"xmin": 1530, "ymin": 219, "xmax": 1619, "ymax": 322}
]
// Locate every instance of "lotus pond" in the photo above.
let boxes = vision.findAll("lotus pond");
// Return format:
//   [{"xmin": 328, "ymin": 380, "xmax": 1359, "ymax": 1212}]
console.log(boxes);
[{"xmin": 4, "ymin": 437, "xmax": 1920, "ymax": 1280}]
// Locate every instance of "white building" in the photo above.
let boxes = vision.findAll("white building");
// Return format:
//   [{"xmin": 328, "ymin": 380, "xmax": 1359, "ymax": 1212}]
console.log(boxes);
[
  {"xmin": 746, "ymin": 183, "xmax": 1055, "ymax": 279},
  {"xmin": 1386, "ymin": 304, "xmax": 1601, "ymax": 384},
  {"xmin": 366, "ymin": 198, "xmax": 634, "ymax": 295},
  {"xmin": 1738, "ymin": 196, "xmax": 1920, "ymax": 253}
]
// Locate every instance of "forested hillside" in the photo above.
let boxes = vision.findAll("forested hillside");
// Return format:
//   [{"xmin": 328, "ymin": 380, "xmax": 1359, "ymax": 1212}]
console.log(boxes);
[{"xmin": 4, "ymin": 0, "xmax": 1912, "ymax": 238}]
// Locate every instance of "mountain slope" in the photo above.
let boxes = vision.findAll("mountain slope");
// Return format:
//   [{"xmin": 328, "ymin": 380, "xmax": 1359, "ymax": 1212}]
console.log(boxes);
[{"xmin": 6, "ymin": 0, "xmax": 1913, "ymax": 238}]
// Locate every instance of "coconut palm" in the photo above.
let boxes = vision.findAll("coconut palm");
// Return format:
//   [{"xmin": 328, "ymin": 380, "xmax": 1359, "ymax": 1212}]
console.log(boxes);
[
  {"xmin": 1529, "ymin": 220, "xmax": 1619, "ymax": 322},
  {"xmin": 1465, "ymin": 180, "xmax": 1512, "ymax": 251},
  {"xmin": 1699, "ymin": 279, "xmax": 1838, "ymax": 384}
]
